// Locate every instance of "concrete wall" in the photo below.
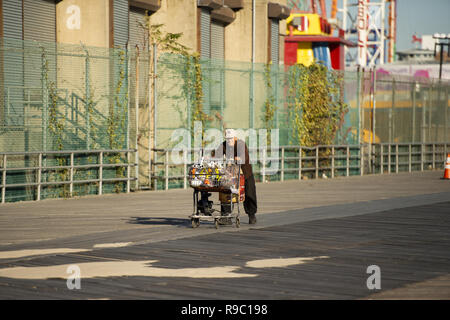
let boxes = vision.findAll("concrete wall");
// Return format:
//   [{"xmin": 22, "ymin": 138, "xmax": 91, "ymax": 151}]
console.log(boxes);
[
  {"xmin": 56, "ymin": 0, "xmax": 112, "ymax": 150},
  {"xmin": 223, "ymin": 0, "xmax": 288, "ymax": 134},
  {"xmin": 225, "ymin": 0, "xmax": 287, "ymax": 64},
  {"xmin": 56, "ymin": 0, "xmax": 111, "ymax": 47},
  {"xmin": 149, "ymin": 0, "xmax": 198, "ymax": 52}
]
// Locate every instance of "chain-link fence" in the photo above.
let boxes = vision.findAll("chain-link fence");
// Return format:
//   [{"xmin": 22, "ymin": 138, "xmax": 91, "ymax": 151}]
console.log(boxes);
[
  {"xmin": 154, "ymin": 56, "xmax": 450, "ymax": 150},
  {"xmin": 149, "ymin": 54, "xmax": 449, "ymax": 189},
  {"xmin": 154, "ymin": 55, "xmax": 356, "ymax": 148},
  {"xmin": 1, "ymin": 38, "xmax": 137, "ymax": 202}
]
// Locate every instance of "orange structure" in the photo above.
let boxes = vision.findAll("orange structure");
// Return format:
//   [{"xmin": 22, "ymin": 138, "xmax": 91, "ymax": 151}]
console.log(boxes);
[{"xmin": 443, "ymin": 153, "xmax": 450, "ymax": 180}]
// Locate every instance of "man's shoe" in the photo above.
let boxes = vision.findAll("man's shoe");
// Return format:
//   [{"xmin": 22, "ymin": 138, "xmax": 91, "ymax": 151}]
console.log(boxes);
[{"xmin": 248, "ymin": 214, "xmax": 257, "ymax": 225}]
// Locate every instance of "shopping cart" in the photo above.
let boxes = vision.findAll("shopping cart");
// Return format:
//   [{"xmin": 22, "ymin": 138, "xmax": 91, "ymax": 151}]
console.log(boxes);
[{"xmin": 188, "ymin": 160, "xmax": 245, "ymax": 229}]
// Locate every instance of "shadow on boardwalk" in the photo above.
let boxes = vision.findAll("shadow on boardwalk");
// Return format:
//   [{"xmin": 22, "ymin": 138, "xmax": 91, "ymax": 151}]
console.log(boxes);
[{"xmin": 127, "ymin": 217, "xmax": 191, "ymax": 227}]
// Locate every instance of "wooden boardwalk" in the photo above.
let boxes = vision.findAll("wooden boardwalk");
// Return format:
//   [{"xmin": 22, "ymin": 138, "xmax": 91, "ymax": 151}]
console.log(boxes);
[{"xmin": 0, "ymin": 171, "xmax": 449, "ymax": 299}]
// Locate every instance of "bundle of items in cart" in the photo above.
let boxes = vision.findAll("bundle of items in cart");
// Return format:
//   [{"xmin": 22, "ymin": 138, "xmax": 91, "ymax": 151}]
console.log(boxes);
[{"xmin": 188, "ymin": 158, "xmax": 240, "ymax": 191}]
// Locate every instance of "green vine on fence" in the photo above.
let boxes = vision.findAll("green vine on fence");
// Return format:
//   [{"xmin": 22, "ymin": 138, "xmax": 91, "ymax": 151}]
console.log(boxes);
[
  {"xmin": 181, "ymin": 52, "xmax": 212, "ymax": 146},
  {"xmin": 287, "ymin": 61, "xmax": 348, "ymax": 177},
  {"xmin": 287, "ymin": 61, "xmax": 348, "ymax": 147},
  {"xmin": 142, "ymin": 18, "xmax": 212, "ymax": 144},
  {"xmin": 41, "ymin": 47, "xmax": 70, "ymax": 198},
  {"xmin": 263, "ymin": 62, "xmax": 277, "ymax": 145},
  {"xmin": 106, "ymin": 48, "xmax": 128, "ymax": 193}
]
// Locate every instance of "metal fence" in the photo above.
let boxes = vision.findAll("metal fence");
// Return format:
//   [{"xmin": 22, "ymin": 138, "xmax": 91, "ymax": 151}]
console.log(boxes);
[
  {"xmin": 146, "ymin": 56, "xmax": 449, "ymax": 189},
  {"xmin": 371, "ymin": 142, "xmax": 448, "ymax": 174},
  {"xmin": 0, "ymin": 38, "xmax": 135, "ymax": 153},
  {"xmin": 0, "ymin": 149, "xmax": 137, "ymax": 203},
  {"xmin": 149, "ymin": 142, "xmax": 448, "ymax": 191},
  {"xmin": 0, "ymin": 38, "xmax": 138, "ymax": 202}
]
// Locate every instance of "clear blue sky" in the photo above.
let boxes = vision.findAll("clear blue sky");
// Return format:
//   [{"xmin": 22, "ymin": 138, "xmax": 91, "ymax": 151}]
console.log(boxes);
[
  {"xmin": 323, "ymin": 0, "xmax": 450, "ymax": 51},
  {"xmin": 396, "ymin": 0, "xmax": 450, "ymax": 51}
]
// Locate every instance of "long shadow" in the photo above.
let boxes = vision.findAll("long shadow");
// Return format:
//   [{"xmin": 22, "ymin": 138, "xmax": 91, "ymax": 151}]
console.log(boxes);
[{"xmin": 127, "ymin": 217, "xmax": 192, "ymax": 227}]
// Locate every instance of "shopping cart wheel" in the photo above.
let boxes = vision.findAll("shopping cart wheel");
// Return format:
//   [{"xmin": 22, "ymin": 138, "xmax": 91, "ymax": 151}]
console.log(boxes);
[
  {"xmin": 191, "ymin": 218, "xmax": 200, "ymax": 228},
  {"xmin": 235, "ymin": 217, "xmax": 240, "ymax": 228}
]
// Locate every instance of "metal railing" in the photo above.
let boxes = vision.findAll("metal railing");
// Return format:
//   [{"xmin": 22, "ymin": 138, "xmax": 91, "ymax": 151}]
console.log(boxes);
[
  {"xmin": 149, "ymin": 142, "xmax": 448, "ymax": 191},
  {"xmin": 371, "ymin": 142, "xmax": 448, "ymax": 174},
  {"xmin": 150, "ymin": 145, "xmax": 364, "ymax": 191},
  {"xmin": 2, "ymin": 143, "xmax": 446, "ymax": 202},
  {"xmin": 0, "ymin": 149, "xmax": 137, "ymax": 203}
]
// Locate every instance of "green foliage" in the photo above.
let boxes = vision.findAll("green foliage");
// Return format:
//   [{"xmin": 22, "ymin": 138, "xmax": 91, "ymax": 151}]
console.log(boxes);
[
  {"xmin": 146, "ymin": 23, "xmax": 190, "ymax": 55},
  {"xmin": 106, "ymin": 48, "xmax": 128, "ymax": 193},
  {"xmin": 182, "ymin": 53, "xmax": 211, "ymax": 145},
  {"xmin": 42, "ymin": 47, "xmax": 70, "ymax": 198},
  {"xmin": 107, "ymin": 49, "xmax": 127, "ymax": 150},
  {"xmin": 287, "ymin": 62, "xmax": 348, "ymax": 147},
  {"xmin": 142, "ymin": 17, "xmax": 209, "ymax": 146},
  {"xmin": 42, "ymin": 48, "xmax": 64, "ymax": 151},
  {"xmin": 263, "ymin": 63, "xmax": 277, "ymax": 145}
]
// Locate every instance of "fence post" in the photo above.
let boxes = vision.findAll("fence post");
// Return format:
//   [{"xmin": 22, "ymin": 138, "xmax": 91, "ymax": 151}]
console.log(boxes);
[
  {"xmin": 432, "ymin": 143, "xmax": 436, "ymax": 169},
  {"xmin": 422, "ymin": 87, "xmax": 426, "ymax": 143},
  {"xmin": 372, "ymin": 67, "xmax": 377, "ymax": 169},
  {"xmin": 262, "ymin": 148, "xmax": 266, "ymax": 183},
  {"xmin": 298, "ymin": 147, "xmax": 302, "ymax": 180},
  {"xmin": 421, "ymin": 144, "xmax": 424, "ymax": 171},
  {"xmin": 135, "ymin": 148, "xmax": 139, "ymax": 191},
  {"xmin": 331, "ymin": 146, "xmax": 335, "ymax": 179},
  {"xmin": 356, "ymin": 66, "xmax": 362, "ymax": 144},
  {"xmin": 315, "ymin": 146, "xmax": 319, "ymax": 179},
  {"xmin": 390, "ymin": 78, "xmax": 395, "ymax": 143},
  {"xmin": 154, "ymin": 150, "xmax": 158, "ymax": 191},
  {"xmin": 280, "ymin": 147, "xmax": 284, "ymax": 182},
  {"xmin": 428, "ymin": 85, "xmax": 432, "ymax": 141},
  {"xmin": 408, "ymin": 144, "xmax": 412, "ymax": 173},
  {"xmin": 1, "ymin": 155, "xmax": 6, "ymax": 203},
  {"xmin": 346, "ymin": 146, "xmax": 350, "ymax": 177},
  {"xmin": 412, "ymin": 82, "xmax": 416, "ymax": 142},
  {"xmin": 445, "ymin": 86, "xmax": 448, "ymax": 142},
  {"xmin": 380, "ymin": 144, "xmax": 384, "ymax": 174},
  {"xmin": 395, "ymin": 144, "xmax": 399, "ymax": 173},
  {"xmin": 360, "ymin": 144, "xmax": 364, "ymax": 176},
  {"xmin": 127, "ymin": 151, "xmax": 131, "ymax": 193},
  {"xmin": 153, "ymin": 43, "xmax": 158, "ymax": 164},
  {"xmin": 37, "ymin": 153, "xmax": 42, "ymax": 201},
  {"xmin": 99, "ymin": 151, "xmax": 103, "ymax": 195},
  {"xmin": 165, "ymin": 150, "xmax": 169, "ymax": 190},
  {"xmin": 134, "ymin": 47, "xmax": 140, "ymax": 191},
  {"xmin": 41, "ymin": 49, "xmax": 49, "ymax": 153},
  {"xmin": 70, "ymin": 152, "xmax": 74, "ymax": 197},
  {"xmin": 84, "ymin": 49, "xmax": 91, "ymax": 150},
  {"xmin": 183, "ymin": 149, "xmax": 187, "ymax": 190},
  {"xmin": 388, "ymin": 144, "xmax": 391, "ymax": 174}
]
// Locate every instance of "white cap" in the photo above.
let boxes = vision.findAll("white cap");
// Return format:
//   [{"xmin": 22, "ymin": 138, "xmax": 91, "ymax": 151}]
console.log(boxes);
[{"xmin": 225, "ymin": 129, "xmax": 236, "ymax": 139}]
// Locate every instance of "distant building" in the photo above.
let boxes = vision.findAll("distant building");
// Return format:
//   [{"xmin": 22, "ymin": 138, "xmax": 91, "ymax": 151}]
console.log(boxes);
[
  {"xmin": 421, "ymin": 34, "xmax": 436, "ymax": 51},
  {"xmin": 395, "ymin": 48, "xmax": 435, "ymax": 63}
]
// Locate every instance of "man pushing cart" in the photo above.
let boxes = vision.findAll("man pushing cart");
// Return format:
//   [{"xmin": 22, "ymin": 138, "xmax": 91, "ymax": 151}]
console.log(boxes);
[{"xmin": 188, "ymin": 129, "xmax": 258, "ymax": 228}]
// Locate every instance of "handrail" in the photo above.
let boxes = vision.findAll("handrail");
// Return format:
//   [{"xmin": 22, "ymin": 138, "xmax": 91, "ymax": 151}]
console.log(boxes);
[
  {"xmin": 1, "ymin": 149, "xmax": 137, "ymax": 203},
  {"xmin": 148, "ymin": 143, "xmax": 448, "ymax": 191}
]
